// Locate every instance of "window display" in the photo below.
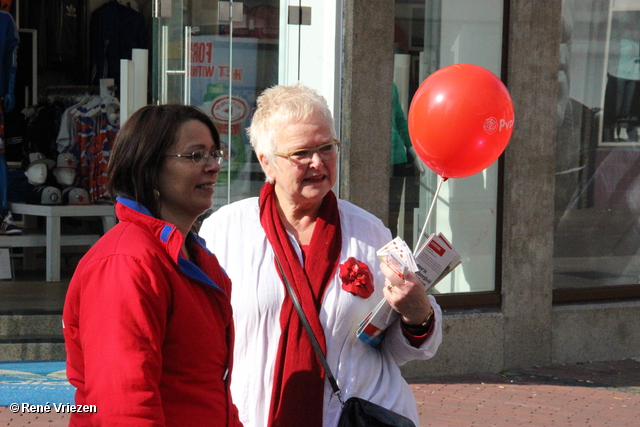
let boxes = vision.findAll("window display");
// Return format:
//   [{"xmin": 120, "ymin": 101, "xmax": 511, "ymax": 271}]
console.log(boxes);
[
  {"xmin": 554, "ymin": 0, "xmax": 640, "ymax": 294},
  {"xmin": 393, "ymin": 0, "xmax": 505, "ymax": 295}
]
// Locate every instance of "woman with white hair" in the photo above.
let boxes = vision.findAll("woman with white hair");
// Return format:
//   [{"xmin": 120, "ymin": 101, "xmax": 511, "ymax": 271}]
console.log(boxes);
[{"xmin": 200, "ymin": 82, "xmax": 442, "ymax": 427}]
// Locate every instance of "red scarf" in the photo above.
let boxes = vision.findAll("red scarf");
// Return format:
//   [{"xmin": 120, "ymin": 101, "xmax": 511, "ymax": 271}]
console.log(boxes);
[{"xmin": 259, "ymin": 182, "xmax": 342, "ymax": 427}]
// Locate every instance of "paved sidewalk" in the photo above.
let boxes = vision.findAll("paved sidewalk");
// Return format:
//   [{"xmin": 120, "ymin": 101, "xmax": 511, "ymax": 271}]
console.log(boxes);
[
  {"xmin": 1, "ymin": 358, "xmax": 639, "ymax": 426},
  {"xmin": 412, "ymin": 358, "xmax": 640, "ymax": 426}
]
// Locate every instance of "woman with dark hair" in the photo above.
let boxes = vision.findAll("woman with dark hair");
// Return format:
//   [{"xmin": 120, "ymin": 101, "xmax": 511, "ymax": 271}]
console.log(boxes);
[{"xmin": 63, "ymin": 104, "xmax": 243, "ymax": 427}]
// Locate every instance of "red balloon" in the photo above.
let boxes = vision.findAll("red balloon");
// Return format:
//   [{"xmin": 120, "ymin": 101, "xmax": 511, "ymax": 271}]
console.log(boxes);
[{"xmin": 408, "ymin": 64, "xmax": 514, "ymax": 179}]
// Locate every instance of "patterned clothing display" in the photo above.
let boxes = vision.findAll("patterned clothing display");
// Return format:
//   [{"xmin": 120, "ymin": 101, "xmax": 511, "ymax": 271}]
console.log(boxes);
[
  {"xmin": 68, "ymin": 99, "xmax": 118, "ymax": 203},
  {"xmin": 19, "ymin": 92, "xmax": 119, "ymax": 204}
]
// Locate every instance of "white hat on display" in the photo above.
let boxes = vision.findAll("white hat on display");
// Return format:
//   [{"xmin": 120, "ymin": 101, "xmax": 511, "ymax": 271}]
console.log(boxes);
[{"xmin": 55, "ymin": 153, "xmax": 78, "ymax": 169}]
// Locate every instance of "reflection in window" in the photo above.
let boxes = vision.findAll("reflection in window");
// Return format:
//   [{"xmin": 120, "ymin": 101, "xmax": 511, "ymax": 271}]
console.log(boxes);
[
  {"xmin": 393, "ymin": 0, "xmax": 504, "ymax": 294},
  {"xmin": 554, "ymin": 0, "xmax": 640, "ymax": 290}
]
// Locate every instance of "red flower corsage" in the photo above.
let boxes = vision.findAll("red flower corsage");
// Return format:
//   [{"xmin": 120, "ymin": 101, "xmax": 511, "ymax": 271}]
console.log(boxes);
[{"xmin": 339, "ymin": 257, "xmax": 374, "ymax": 299}]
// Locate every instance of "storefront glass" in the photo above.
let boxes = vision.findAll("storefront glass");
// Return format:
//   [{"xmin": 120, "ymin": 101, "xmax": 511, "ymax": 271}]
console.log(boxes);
[
  {"xmin": 153, "ymin": 0, "xmax": 341, "ymax": 213},
  {"xmin": 153, "ymin": 0, "xmax": 280, "ymax": 210},
  {"xmin": 393, "ymin": 0, "xmax": 505, "ymax": 294},
  {"xmin": 554, "ymin": 0, "xmax": 640, "ymax": 292}
]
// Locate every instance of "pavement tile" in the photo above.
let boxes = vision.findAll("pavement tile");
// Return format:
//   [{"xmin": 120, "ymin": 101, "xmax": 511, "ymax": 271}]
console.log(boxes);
[
  {"xmin": 0, "ymin": 408, "xmax": 69, "ymax": 426},
  {"xmin": 412, "ymin": 359, "xmax": 640, "ymax": 426},
  {"xmin": 1, "ymin": 359, "xmax": 639, "ymax": 426}
]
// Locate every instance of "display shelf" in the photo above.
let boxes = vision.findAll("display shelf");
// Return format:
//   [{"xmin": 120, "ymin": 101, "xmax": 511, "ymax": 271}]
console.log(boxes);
[
  {"xmin": 1, "ymin": 203, "xmax": 117, "ymax": 282},
  {"xmin": 0, "ymin": 232, "xmax": 100, "ymax": 248}
]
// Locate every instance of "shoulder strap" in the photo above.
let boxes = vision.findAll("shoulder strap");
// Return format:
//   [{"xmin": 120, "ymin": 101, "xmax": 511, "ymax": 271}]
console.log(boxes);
[{"xmin": 275, "ymin": 256, "xmax": 344, "ymax": 404}]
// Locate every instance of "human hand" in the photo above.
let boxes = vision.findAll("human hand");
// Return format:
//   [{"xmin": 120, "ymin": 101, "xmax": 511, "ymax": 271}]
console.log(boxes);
[{"xmin": 380, "ymin": 262, "xmax": 431, "ymax": 325}]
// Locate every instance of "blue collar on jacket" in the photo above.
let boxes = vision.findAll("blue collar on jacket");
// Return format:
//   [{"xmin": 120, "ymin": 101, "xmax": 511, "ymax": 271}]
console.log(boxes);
[{"xmin": 116, "ymin": 197, "xmax": 226, "ymax": 293}]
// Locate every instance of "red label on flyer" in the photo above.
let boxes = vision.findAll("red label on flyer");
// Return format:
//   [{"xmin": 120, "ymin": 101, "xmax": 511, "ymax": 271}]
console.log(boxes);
[{"xmin": 428, "ymin": 240, "xmax": 445, "ymax": 257}]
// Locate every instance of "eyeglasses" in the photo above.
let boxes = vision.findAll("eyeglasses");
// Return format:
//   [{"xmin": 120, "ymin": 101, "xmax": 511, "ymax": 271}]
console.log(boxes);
[
  {"xmin": 165, "ymin": 149, "xmax": 226, "ymax": 165},
  {"xmin": 274, "ymin": 140, "xmax": 340, "ymax": 166}
]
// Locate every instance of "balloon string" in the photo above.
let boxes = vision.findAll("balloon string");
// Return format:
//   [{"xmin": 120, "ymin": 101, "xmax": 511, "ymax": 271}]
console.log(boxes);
[{"xmin": 413, "ymin": 175, "xmax": 447, "ymax": 254}]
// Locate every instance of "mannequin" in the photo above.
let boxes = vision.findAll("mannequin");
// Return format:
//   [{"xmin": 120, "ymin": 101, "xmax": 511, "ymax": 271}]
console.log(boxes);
[
  {"xmin": 53, "ymin": 152, "xmax": 90, "ymax": 205},
  {"xmin": 23, "ymin": 152, "xmax": 61, "ymax": 205},
  {"xmin": 25, "ymin": 162, "xmax": 48, "ymax": 185},
  {"xmin": 53, "ymin": 153, "xmax": 78, "ymax": 188},
  {"xmin": 0, "ymin": 8, "xmax": 18, "ymax": 234},
  {"xmin": 22, "ymin": 152, "xmax": 54, "ymax": 183},
  {"xmin": 53, "ymin": 167, "xmax": 76, "ymax": 187}
]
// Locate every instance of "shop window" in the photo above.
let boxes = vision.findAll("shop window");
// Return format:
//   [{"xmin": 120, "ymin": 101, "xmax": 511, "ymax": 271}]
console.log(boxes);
[
  {"xmin": 0, "ymin": 1, "xmax": 151, "ymax": 313},
  {"xmin": 393, "ymin": 0, "xmax": 506, "ymax": 308},
  {"xmin": 554, "ymin": 0, "xmax": 640, "ymax": 302}
]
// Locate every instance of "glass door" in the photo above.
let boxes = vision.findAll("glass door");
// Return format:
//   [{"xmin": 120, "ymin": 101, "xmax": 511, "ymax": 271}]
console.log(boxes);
[{"xmin": 152, "ymin": 0, "xmax": 280, "ymax": 209}]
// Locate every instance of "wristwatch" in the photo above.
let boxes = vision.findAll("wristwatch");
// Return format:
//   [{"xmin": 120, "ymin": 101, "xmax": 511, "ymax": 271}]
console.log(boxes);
[
  {"xmin": 418, "ymin": 307, "xmax": 435, "ymax": 328},
  {"xmin": 403, "ymin": 307, "xmax": 435, "ymax": 334}
]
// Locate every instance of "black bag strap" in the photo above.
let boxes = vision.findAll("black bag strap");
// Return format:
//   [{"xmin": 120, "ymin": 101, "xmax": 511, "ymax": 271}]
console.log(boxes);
[{"xmin": 274, "ymin": 255, "xmax": 344, "ymax": 405}]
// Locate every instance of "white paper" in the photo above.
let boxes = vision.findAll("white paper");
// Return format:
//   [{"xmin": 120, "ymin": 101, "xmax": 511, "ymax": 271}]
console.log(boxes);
[{"xmin": 357, "ymin": 233, "xmax": 461, "ymax": 347}]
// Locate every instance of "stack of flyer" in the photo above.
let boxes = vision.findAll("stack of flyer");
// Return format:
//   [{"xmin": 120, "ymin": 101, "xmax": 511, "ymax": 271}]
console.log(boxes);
[{"xmin": 356, "ymin": 234, "xmax": 461, "ymax": 348}]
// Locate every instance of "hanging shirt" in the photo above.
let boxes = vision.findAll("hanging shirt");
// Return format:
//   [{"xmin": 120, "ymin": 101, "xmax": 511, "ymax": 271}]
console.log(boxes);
[
  {"xmin": 69, "ymin": 98, "xmax": 118, "ymax": 203},
  {"xmin": 90, "ymin": 0, "xmax": 148, "ymax": 85},
  {"xmin": 25, "ymin": 0, "xmax": 88, "ymax": 82}
]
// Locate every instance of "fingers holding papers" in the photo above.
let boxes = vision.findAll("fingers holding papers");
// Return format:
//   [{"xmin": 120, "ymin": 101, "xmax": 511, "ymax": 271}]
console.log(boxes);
[{"xmin": 380, "ymin": 262, "xmax": 432, "ymax": 326}]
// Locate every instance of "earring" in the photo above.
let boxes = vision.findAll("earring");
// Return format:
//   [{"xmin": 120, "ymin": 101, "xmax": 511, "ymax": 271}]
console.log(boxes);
[{"xmin": 154, "ymin": 189, "xmax": 160, "ymax": 200}]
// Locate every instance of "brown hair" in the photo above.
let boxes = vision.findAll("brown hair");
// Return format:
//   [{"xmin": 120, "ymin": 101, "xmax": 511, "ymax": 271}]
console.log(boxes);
[{"xmin": 107, "ymin": 104, "xmax": 220, "ymax": 218}]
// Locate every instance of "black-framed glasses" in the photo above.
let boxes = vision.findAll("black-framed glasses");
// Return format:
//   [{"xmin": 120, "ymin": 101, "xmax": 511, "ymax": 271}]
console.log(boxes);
[
  {"xmin": 274, "ymin": 140, "xmax": 340, "ymax": 166},
  {"xmin": 165, "ymin": 149, "xmax": 226, "ymax": 165}
]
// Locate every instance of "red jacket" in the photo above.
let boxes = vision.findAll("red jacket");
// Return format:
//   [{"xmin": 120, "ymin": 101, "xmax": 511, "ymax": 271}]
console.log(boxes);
[{"xmin": 63, "ymin": 199, "xmax": 242, "ymax": 426}]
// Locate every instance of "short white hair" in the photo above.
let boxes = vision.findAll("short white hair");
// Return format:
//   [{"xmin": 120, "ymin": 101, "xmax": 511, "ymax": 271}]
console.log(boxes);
[{"xmin": 248, "ymin": 82, "xmax": 336, "ymax": 182}]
